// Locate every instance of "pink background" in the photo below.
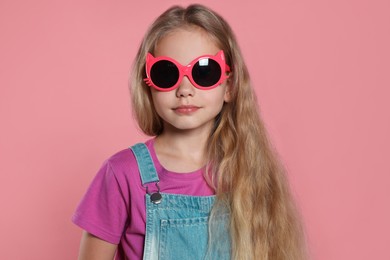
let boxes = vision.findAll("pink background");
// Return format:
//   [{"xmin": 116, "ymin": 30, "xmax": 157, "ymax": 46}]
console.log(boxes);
[{"xmin": 1, "ymin": 0, "xmax": 389, "ymax": 259}]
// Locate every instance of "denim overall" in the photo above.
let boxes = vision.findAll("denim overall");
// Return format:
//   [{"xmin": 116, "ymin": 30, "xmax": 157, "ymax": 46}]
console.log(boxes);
[{"xmin": 131, "ymin": 143, "xmax": 231, "ymax": 260}]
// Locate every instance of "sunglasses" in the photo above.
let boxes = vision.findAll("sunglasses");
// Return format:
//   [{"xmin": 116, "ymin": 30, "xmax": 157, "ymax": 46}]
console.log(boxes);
[{"xmin": 144, "ymin": 50, "xmax": 231, "ymax": 92}]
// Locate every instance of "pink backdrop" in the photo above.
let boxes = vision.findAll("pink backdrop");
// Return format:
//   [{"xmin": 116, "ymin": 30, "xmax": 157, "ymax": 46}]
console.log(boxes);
[{"xmin": 1, "ymin": 0, "xmax": 389, "ymax": 259}]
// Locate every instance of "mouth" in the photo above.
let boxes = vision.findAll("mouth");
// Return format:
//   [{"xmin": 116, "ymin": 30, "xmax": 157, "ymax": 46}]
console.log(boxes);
[{"xmin": 173, "ymin": 105, "xmax": 200, "ymax": 114}]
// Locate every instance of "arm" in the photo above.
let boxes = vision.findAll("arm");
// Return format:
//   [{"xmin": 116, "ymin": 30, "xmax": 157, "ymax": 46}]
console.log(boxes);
[{"xmin": 78, "ymin": 231, "xmax": 118, "ymax": 260}]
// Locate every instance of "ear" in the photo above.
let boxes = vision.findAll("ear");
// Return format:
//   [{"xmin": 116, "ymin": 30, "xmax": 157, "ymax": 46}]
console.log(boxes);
[{"xmin": 224, "ymin": 83, "xmax": 232, "ymax": 102}]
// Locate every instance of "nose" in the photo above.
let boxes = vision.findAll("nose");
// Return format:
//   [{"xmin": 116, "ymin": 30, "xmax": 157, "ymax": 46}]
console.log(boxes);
[{"xmin": 176, "ymin": 76, "xmax": 195, "ymax": 97}]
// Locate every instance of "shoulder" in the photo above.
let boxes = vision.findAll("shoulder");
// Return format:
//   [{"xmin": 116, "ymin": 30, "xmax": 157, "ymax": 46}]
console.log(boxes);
[
  {"xmin": 106, "ymin": 148, "xmax": 135, "ymax": 168},
  {"xmin": 102, "ymin": 140, "xmax": 153, "ymax": 179}
]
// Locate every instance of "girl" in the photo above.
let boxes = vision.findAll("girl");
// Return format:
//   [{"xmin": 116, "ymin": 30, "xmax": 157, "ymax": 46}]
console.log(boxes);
[{"xmin": 73, "ymin": 4, "xmax": 306, "ymax": 260}]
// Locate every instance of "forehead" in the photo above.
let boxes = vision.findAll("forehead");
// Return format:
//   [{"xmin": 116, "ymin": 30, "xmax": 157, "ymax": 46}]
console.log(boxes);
[{"xmin": 154, "ymin": 27, "xmax": 220, "ymax": 64}]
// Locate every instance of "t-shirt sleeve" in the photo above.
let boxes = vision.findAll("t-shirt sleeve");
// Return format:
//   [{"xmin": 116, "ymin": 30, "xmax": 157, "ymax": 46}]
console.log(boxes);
[{"xmin": 72, "ymin": 159, "xmax": 129, "ymax": 244}]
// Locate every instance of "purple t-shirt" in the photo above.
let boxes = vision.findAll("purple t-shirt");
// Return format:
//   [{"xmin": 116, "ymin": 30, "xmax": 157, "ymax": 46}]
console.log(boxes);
[{"xmin": 72, "ymin": 139, "xmax": 215, "ymax": 259}]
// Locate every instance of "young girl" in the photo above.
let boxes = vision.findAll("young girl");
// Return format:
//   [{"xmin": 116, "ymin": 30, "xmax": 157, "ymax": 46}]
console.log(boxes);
[{"xmin": 73, "ymin": 4, "xmax": 306, "ymax": 260}]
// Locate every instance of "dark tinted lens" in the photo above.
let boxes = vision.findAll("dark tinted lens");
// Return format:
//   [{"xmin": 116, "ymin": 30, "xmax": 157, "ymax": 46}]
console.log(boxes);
[
  {"xmin": 150, "ymin": 60, "xmax": 179, "ymax": 89},
  {"xmin": 192, "ymin": 58, "xmax": 221, "ymax": 87}
]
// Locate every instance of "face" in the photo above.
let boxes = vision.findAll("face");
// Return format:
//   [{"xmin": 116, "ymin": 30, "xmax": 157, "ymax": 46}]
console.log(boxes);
[{"xmin": 150, "ymin": 27, "xmax": 230, "ymax": 135}]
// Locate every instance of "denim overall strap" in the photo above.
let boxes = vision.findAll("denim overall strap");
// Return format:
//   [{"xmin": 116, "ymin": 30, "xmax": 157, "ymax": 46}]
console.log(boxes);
[
  {"xmin": 130, "ymin": 143, "xmax": 159, "ymax": 185},
  {"xmin": 130, "ymin": 142, "xmax": 231, "ymax": 260}
]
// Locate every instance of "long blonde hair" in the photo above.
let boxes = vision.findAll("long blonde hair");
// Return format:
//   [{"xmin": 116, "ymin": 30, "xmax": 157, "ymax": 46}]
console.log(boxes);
[{"xmin": 130, "ymin": 4, "xmax": 306, "ymax": 260}]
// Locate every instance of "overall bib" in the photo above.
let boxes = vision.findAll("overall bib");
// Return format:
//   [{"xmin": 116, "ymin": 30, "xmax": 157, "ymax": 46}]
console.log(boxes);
[{"xmin": 131, "ymin": 143, "xmax": 231, "ymax": 260}]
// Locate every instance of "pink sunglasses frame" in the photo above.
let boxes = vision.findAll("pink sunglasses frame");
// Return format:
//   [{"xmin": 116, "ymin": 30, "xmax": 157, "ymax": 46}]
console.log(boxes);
[{"xmin": 144, "ymin": 50, "xmax": 231, "ymax": 92}]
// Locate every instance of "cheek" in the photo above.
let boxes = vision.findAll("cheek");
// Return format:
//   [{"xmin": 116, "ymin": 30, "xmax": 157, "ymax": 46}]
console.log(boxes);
[
  {"xmin": 151, "ymin": 92, "xmax": 171, "ymax": 112},
  {"xmin": 151, "ymin": 96, "xmax": 162, "ymax": 111},
  {"xmin": 151, "ymin": 91, "xmax": 163, "ymax": 105},
  {"xmin": 209, "ymin": 87, "xmax": 229, "ymax": 103}
]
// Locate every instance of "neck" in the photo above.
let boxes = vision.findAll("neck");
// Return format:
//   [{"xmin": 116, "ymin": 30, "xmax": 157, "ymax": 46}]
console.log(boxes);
[{"xmin": 154, "ymin": 127, "xmax": 211, "ymax": 173}]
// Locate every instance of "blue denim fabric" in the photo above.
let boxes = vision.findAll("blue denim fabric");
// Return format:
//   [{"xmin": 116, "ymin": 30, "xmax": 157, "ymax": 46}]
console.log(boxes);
[{"xmin": 130, "ymin": 143, "xmax": 230, "ymax": 260}]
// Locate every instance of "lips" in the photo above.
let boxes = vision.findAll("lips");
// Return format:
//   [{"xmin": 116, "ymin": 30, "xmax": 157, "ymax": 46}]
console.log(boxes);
[{"xmin": 173, "ymin": 105, "xmax": 200, "ymax": 114}]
